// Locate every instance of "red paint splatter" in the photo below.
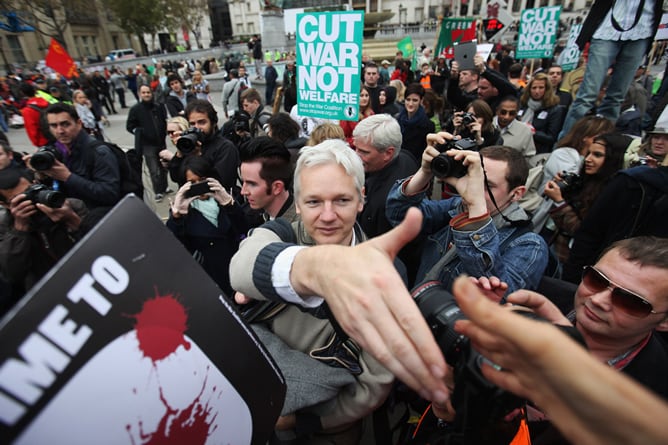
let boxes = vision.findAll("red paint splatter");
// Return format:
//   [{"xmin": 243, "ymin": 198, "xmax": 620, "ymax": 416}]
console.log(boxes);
[
  {"xmin": 127, "ymin": 369, "xmax": 220, "ymax": 445},
  {"xmin": 132, "ymin": 293, "xmax": 191, "ymax": 362}
]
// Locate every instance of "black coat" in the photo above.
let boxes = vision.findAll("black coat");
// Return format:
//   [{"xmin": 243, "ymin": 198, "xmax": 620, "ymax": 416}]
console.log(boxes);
[
  {"xmin": 518, "ymin": 104, "xmax": 565, "ymax": 154},
  {"xmin": 126, "ymin": 100, "xmax": 167, "ymax": 147},
  {"xmin": 396, "ymin": 106, "xmax": 436, "ymax": 161},
  {"xmin": 358, "ymin": 150, "xmax": 418, "ymax": 238}
]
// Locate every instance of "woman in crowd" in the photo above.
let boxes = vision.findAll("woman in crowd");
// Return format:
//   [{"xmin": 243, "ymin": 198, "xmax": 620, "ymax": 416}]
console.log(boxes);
[
  {"xmin": 307, "ymin": 122, "xmax": 346, "ymax": 146},
  {"xmin": 396, "ymin": 83, "xmax": 435, "ymax": 161},
  {"xmin": 446, "ymin": 99, "xmax": 501, "ymax": 149},
  {"xmin": 422, "ymin": 88, "xmax": 446, "ymax": 132},
  {"xmin": 72, "ymin": 90, "xmax": 103, "ymax": 141},
  {"xmin": 340, "ymin": 85, "xmax": 374, "ymax": 148},
  {"xmin": 543, "ymin": 132, "xmax": 629, "ymax": 263},
  {"xmin": 518, "ymin": 72, "xmax": 565, "ymax": 153},
  {"xmin": 378, "ymin": 85, "xmax": 400, "ymax": 116},
  {"xmin": 190, "ymin": 70, "xmax": 210, "ymax": 101},
  {"xmin": 166, "ymin": 156, "xmax": 247, "ymax": 296},
  {"xmin": 390, "ymin": 79, "xmax": 406, "ymax": 105}
]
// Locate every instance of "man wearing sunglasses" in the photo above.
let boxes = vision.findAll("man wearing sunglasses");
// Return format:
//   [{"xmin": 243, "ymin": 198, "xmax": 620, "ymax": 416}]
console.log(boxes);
[
  {"xmin": 513, "ymin": 236, "xmax": 668, "ymax": 399},
  {"xmin": 493, "ymin": 96, "xmax": 536, "ymax": 159}
]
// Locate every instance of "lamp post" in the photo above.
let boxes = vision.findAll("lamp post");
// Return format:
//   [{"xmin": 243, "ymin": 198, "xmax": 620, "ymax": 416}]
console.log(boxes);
[{"xmin": 399, "ymin": 4, "xmax": 402, "ymax": 27}]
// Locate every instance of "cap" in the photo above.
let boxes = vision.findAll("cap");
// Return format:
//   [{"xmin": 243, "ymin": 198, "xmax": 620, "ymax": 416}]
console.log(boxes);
[
  {"xmin": 648, "ymin": 127, "xmax": 668, "ymax": 135},
  {"xmin": 381, "ymin": 59, "xmax": 390, "ymax": 65}
]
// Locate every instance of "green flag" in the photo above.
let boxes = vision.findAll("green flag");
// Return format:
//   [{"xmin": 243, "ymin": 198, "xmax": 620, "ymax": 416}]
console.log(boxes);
[{"xmin": 397, "ymin": 36, "xmax": 415, "ymax": 58}]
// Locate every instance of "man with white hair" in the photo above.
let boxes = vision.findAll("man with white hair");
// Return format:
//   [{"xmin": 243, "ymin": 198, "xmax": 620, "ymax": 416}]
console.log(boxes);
[{"xmin": 230, "ymin": 139, "xmax": 395, "ymax": 443}]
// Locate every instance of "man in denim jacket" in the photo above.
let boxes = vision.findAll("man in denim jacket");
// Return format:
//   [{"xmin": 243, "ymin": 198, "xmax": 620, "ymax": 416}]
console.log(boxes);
[{"xmin": 386, "ymin": 136, "xmax": 548, "ymax": 292}]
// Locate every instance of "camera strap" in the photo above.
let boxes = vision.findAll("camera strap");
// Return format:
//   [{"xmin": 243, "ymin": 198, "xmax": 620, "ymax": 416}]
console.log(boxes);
[{"xmin": 480, "ymin": 156, "xmax": 531, "ymax": 228}]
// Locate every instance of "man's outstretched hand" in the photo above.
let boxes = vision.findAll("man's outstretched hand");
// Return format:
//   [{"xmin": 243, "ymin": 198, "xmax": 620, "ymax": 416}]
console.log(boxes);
[{"xmin": 290, "ymin": 207, "xmax": 450, "ymax": 404}]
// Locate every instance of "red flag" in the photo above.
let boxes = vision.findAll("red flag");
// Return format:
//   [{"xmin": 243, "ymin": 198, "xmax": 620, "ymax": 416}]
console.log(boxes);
[{"xmin": 44, "ymin": 38, "xmax": 78, "ymax": 79}]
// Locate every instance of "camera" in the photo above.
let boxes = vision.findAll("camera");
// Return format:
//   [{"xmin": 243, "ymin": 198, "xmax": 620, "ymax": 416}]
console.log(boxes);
[
  {"xmin": 184, "ymin": 180, "xmax": 211, "ymax": 198},
  {"xmin": 555, "ymin": 171, "xmax": 583, "ymax": 195},
  {"xmin": 460, "ymin": 112, "xmax": 477, "ymax": 127},
  {"xmin": 412, "ymin": 281, "xmax": 584, "ymax": 443},
  {"xmin": 30, "ymin": 145, "xmax": 62, "ymax": 171},
  {"xmin": 431, "ymin": 138, "xmax": 478, "ymax": 178},
  {"xmin": 232, "ymin": 110, "xmax": 251, "ymax": 133},
  {"xmin": 631, "ymin": 156, "xmax": 651, "ymax": 167},
  {"xmin": 176, "ymin": 127, "xmax": 204, "ymax": 154},
  {"xmin": 23, "ymin": 184, "xmax": 66, "ymax": 208}
]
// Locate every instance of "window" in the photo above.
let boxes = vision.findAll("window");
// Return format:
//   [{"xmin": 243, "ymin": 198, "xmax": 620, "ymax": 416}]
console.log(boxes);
[
  {"xmin": 247, "ymin": 22, "xmax": 255, "ymax": 33},
  {"xmin": 5, "ymin": 35, "xmax": 26, "ymax": 64},
  {"xmin": 415, "ymin": 7, "xmax": 423, "ymax": 22}
]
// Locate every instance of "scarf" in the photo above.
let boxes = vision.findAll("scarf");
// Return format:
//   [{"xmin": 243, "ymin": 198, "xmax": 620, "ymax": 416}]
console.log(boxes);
[
  {"xmin": 521, "ymin": 98, "xmax": 542, "ymax": 124},
  {"xmin": 190, "ymin": 197, "xmax": 219, "ymax": 227}
]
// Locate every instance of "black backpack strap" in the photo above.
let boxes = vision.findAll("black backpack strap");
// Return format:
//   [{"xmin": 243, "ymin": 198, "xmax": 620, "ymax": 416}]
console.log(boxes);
[{"xmin": 258, "ymin": 218, "xmax": 297, "ymax": 244}]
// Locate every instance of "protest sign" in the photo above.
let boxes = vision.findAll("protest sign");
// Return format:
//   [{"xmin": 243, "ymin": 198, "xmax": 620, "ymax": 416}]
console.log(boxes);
[
  {"xmin": 0, "ymin": 196, "xmax": 285, "ymax": 445},
  {"xmin": 656, "ymin": 12, "xmax": 668, "ymax": 40},
  {"xmin": 435, "ymin": 18, "xmax": 477, "ymax": 59},
  {"xmin": 296, "ymin": 11, "xmax": 364, "ymax": 121},
  {"xmin": 516, "ymin": 6, "xmax": 561, "ymax": 59},
  {"xmin": 557, "ymin": 23, "xmax": 583, "ymax": 71}
]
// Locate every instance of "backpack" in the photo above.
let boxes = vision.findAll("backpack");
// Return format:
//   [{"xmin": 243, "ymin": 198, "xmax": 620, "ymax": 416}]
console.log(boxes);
[{"xmin": 86, "ymin": 140, "xmax": 144, "ymax": 200}]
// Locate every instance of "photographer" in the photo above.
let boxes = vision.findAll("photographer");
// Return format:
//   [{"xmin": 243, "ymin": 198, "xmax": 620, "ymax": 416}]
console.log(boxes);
[
  {"xmin": 0, "ymin": 168, "xmax": 87, "ymax": 313},
  {"xmin": 386, "ymin": 135, "xmax": 548, "ymax": 293},
  {"xmin": 166, "ymin": 156, "xmax": 247, "ymax": 296},
  {"xmin": 161, "ymin": 100, "xmax": 240, "ymax": 191},
  {"xmin": 220, "ymin": 109, "xmax": 252, "ymax": 150},
  {"xmin": 543, "ymin": 132, "xmax": 628, "ymax": 264},
  {"xmin": 445, "ymin": 99, "xmax": 502, "ymax": 149}
]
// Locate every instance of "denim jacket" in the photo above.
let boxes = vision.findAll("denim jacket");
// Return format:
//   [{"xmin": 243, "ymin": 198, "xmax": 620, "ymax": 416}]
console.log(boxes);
[{"xmin": 386, "ymin": 178, "xmax": 548, "ymax": 292}]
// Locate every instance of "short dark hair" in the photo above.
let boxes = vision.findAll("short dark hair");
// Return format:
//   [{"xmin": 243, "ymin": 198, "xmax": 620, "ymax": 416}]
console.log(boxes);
[
  {"xmin": 183, "ymin": 156, "xmax": 219, "ymax": 181},
  {"xmin": 405, "ymin": 82, "xmax": 425, "ymax": 99},
  {"xmin": 45, "ymin": 102, "xmax": 79, "ymax": 121},
  {"xmin": 185, "ymin": 99, "xmax": 218, "ymax": 127},
  {"xmin": 167, "ymin": 73, "xmax": 183, "ymax": 86},
  {"xmin": 240, "ymin": 136, "xmax": 293, "ymax": 191},
  {"xmin": 480, "ymin": 145, "xmax": 529, "ymax": 190},
  {"xmin": 603, "ymin": 237, "xmax": 668, "ymax": 271},
  {"xmin": 498, "ymin": 95, "xmax": 520, "ymax": 109},
  {"xmin": 267, "ymin": 113, "xmax": 300, "ymax": 143}
]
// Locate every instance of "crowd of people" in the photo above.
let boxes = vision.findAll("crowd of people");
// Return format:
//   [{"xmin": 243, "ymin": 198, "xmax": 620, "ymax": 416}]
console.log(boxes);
[{"xmin": 1, "ymin": 0, "xmax": 668, "ymax": 442}]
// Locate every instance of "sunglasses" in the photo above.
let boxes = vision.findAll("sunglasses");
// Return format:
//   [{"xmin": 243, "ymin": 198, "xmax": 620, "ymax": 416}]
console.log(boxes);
[{"xmin": 581, "ymin": 266, "xmax": 663, "ymax": 318}]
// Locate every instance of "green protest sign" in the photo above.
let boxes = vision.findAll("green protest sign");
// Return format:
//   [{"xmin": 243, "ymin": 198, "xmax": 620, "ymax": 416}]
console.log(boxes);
[
  {"xmin": 296, "ymin": 11, "xmax": 364, "ymax": 121},
  {"xmin": 435, "ymin": 18, "xmax": 477, "ymax": 59},
  {"xmin": 516, "ymin": 6, "xmax": 561, "ymax": 59},
  {"xmin": 557, "ymin": 24, "xmax": 582, "ymax": 71}
]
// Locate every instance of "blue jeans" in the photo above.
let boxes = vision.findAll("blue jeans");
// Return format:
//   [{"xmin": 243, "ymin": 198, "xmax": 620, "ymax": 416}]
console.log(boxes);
[{"xmin": 559, "ymin": 38, "xmax": 651, "ymax": 139}]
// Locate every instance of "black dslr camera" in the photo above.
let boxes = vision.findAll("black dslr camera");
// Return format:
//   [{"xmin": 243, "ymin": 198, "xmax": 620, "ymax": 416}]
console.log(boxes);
[
  {"xmin": 431, "ymin": 138, "xmax": 478, "ymax": 178},
  {"xmin": 412, "ymin": 281, "xmax": 584, "ymax": 444},
  {"xmin": 459, "ymin": 111, "xmax": 477, "ymax": 127},
  {"xmin": 176, "ymin": 127, "xmax": 204, "ymax": 154},
  {"xmin": 30, "ymin": 145, "xmax": 62, "ymax": 171},
  {"xmin": 231, "ymin": 110, "xmax": 251, "ymax": 133},
  {"xmin": 555, "ymin": 171, "xmax": 583, "ymax": 195},
  {"xmin": 23, "ymin": 184, "xmax": 66, "ymax": 208}
]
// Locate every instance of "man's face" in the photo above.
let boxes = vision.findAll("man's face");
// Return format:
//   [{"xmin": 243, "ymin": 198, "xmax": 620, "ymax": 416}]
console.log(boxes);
[
  {"xmin": 47, "ymin": 111, "xmax": 82, "ymax": 146},
  {"xmin": 0, "ymin": 146, "xmax": 12, "ymax": 170},
  {"xmin": 574, "ymin": 249, "xmax": 668, "ymax": 345},
  {"xmin": 169, "ymin": 80, "xmax": 182, "ymax": 93},
  {"xmin": 480, "ymin": 157, "xmax": 515, "ymax": 214},
  {"xmin": 239, "ymin": 67, "xmax": 246, "ymax": 77},
  {"xmin": 296, "ymin": 163, "xmax": 363, "ymax": 246},
  {"xmin": 139, "ymin": 86, "xmax": 153, "ymax": 102},
  {"xmin": 242, "ymin": 99, "xmax": 260, "ymax": 115},
  {"xmin": 496, "ymin": 100, "xmax": 519, "ymax": 128},
  {"xmin": 354, "ymin": 139, "xmax": 394, "ymax": 173},
  {"xmin": 547, "ymin": 67, "xmax": 562, "ymax": 87},
  {"xmin": 477, "ymin": 78, "xmax": 498, "ymax": 100},
  {"xmin": 240, "ymin": 161, "xmax": 273, "ymax": 210},
  {"xmin": 364, "ymin": 67, "xmax": 379, "ymax": 87},
  {"xmin": 458, "ymin": 70, "xmax": 476, "ymax": 89},
  {"xmin": 188, "ymin": 111, "xmax": 213, "ymax": 137}
]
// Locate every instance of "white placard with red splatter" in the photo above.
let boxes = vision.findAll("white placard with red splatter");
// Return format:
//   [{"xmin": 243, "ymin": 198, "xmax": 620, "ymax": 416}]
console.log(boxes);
[{"xmin": 0, "ymin": 196, "xmax": 285, "ymax": 445}]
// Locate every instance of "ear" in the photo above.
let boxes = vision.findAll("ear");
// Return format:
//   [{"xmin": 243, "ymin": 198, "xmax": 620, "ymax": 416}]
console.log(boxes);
[
  {"xmin": 271, "ymin": 180, "xmax": 284, "ymax": 195},
  {"xmin": 358, "ymin": 186, "xmax": 366, "ymax": 212},
  {"xmin": 509, "ymin": 185, "xmax": 526, "ymax": 201},
  {"xmin": 655, "ymin": 315, "xmax": 668, "ymax": 332},
  {"xmin": 384, "ymin": 147, "xmax": 395, "ymax": 162}
]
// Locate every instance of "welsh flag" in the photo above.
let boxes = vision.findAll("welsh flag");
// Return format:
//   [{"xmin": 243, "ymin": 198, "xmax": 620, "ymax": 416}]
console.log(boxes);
[
  {"xmin": 45, "ymin": 38, "xmax": 78, "ymax": 78},
  {"xmin": 435, "ymin": 18, "xmax": 477, "ymax": 59}
]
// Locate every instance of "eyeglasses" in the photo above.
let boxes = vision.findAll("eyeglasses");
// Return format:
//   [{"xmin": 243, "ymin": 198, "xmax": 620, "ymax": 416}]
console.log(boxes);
[{"xmin": 581, "ymin": 266, "xmax": 665, "ymax": 318}]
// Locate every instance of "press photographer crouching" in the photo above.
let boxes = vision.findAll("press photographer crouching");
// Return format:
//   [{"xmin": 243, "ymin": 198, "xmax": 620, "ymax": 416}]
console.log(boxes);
[
  {"xmin": 386, "ymin": 134, "xmax": 548, "ymax": 292},
  {"xmin": 0, "ymin": 167, "xmax": 89, "ymax": 314},
  {"xmin": 220, "ymin": 109, "xmax": 253, "ymax": 150}
]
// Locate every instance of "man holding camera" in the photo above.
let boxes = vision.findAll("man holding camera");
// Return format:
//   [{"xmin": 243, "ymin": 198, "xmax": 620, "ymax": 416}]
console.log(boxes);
[
  {"xmin": 27, "ymin": 103, "xmax": 121, "ymax": 211},
  {"xmin": 0, "ymin": 167, "xmax": 87, "ymax": 311},
  {"xmin": 386, "ymin": 135, "xmax": 548, "ymax": 292},
  {"xmin": 165, "ymin": 100, "xmax": 240, "ymax": 192}
]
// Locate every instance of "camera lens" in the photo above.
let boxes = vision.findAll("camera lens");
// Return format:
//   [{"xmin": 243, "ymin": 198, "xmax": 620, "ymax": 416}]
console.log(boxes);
[
  {"xmin": 36, "ymin": 189, "xmax": 66, "ymax": 208},
  {"xmin": 431, "ymin": 154, "xmax": 468, "ymax": 179},
  {"xmin": 30, "ymin": 151, "xmax": 56, "ymax": 171},
  {"xmin": 176, "ymin": 134, "xmax": 198, "ymax": 154}
]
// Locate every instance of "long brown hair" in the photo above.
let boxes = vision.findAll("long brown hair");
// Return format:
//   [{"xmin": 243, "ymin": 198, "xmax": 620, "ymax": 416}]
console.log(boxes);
[{"xmin": 520, "ymin": 73, "xmax": 560, "ymax": 108}]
